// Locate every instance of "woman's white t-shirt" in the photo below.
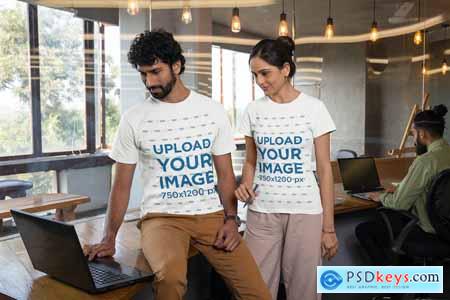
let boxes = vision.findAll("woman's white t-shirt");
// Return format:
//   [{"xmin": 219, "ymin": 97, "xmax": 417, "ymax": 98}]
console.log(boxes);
[{"xmin": 239, "ymin": 93, "xmax": 336, "ymax": 214}]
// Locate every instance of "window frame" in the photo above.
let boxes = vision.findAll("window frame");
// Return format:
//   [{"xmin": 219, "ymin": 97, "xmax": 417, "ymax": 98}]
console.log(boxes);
[
  {"xmin": 213, "ymin": 45, "xmax": 261, "ymax": 144},
  {"xmin": 0, "ymin": 2, "xmax": 104, "ymax": 161}
]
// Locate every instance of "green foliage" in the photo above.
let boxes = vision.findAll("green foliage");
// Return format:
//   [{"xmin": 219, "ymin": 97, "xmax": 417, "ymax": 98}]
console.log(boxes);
[
  {"xmin": 0, "ymin": 111, "xmax": 32, "ymax": 156},
  {"xmin": 105, "ymin": 55, "xmax": 120, "ymax": 145},
  {"xmin": 0, "ymin": 4, "xmax": 120, "ymax": 155},
  {"xmin": 0, "ymin": 4, "xmax": 29, "ymax": 103},
  {"xmin": 0, "ymin": 3, "xmax": 120, "ymax": 193},
  {"xmin": 106, "ymin": 94, "xmax": 120, "ymax": 146}
]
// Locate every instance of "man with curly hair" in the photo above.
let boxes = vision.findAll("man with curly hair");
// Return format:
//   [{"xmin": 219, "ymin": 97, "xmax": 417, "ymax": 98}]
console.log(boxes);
[{"xmin": 84, "ymin": 29, "xmax": 271, "ymax": 300}]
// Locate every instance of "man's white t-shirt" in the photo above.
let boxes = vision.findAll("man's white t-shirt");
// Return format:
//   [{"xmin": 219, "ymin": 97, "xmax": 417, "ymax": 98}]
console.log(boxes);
[
  {"xmin": 239, "ymin": 93, "xmax": 336, "ymax": 214},
  {"xmin": 110, "ymin": 91, "xmax": 236, "ymax": 217}
]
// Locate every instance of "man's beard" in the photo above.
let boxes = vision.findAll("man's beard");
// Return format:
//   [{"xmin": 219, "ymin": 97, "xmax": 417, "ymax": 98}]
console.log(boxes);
[
  {"xmin": 415, "ymin": 140, "xmax": 427, "ymax": 156},
  {"xmin": 146, "ymin": 72, "xmax": 177, "ymax": 100}
]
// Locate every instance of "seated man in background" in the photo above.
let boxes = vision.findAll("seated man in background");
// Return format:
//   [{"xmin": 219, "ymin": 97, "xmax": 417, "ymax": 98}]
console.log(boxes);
[{"xmin": 356, "ymin": 104, "xmax": 450, "ymax": 266}]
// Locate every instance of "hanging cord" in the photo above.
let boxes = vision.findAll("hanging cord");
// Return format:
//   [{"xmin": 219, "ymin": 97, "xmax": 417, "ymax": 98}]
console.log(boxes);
[
  {"xmin": 417, "ymin": 0, "xmax": 420, "ymax": 22},
  {"xmin": 328, "ymin": 0, "xmax": 331, "ymax": 18},
  {"xmin": 373, "ymin": 0, "xmax": 376, "ymax": 23}
]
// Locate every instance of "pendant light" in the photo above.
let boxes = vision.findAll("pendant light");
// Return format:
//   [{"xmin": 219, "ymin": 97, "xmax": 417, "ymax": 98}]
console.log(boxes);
[
  {"xmin": 414, "ymin": 31, "xmax": 423, "ymax": 45},
  {"xmin": 413, "ymin": 0, "xmax": 422, "ymax": 45},
  {"xmin": 442, "ymin": 24, "xmax": 449, "ymax": 75},
  {"xmin": 181, "ymin": 7, "xmax": 192, "ymax": 24},
  {"xmin": 442, "ymin": 59, "xmax": 448, "ymax": 75},
  {"xmin": 278, "ymin": 0, "xmax": 289, "ymax": 36},
  {"xmin": 421, "ymin": 29, "xmax": 427, "ymax": 75},
  {"xmin": 370, "ymin": 0, "xmax": 379, "ymax": 42},
  {"xmin": 127, "ymin": 0, "xmax": 139, "ymax": 15},
  {"xmin": 181, "ymin": 5, "xmax": 193, "ymax": 24},
  {"xmin": 231, "ymin": 6, "xmax": 241, "ymax": 33},
  {"xmin": 324, "ymin": 0, "xmax": 334, "ymax": 39}
]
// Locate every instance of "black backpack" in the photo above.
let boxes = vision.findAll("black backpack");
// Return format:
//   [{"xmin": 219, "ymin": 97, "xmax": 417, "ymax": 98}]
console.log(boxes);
[{"xmin": 427, "ymin": 168, "xmax": 450, "ymax": 243}]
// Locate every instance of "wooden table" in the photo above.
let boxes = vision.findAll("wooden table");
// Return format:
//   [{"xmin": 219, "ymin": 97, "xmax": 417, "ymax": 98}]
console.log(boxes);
[
  {"xmin": 0, "ymin": 217, "xmax": 151, "ymax": 300},
  {"xmin": 0, "ymin": 193, "xmax": 90, "ymax": 223},
  {"xmin": 0, "ymin": 178, "xmax": 402, "ymax": 300},
  {"xmin": 0, "ymin": 193, "xmax": 376, "ymax": 300},
  {"xmin": 334, "ymin": 183, "xmax": 380, "ymax": 215},
  {"xmin": 333, "ymin": 175, "xmax": 406, "ymax": 215},
  {"xmin": 331, "ymin": 156, "xmax": 414, "ymax": 215}
]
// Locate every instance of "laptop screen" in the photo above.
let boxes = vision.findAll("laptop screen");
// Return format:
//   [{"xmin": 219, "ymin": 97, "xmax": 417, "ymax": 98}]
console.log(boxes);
[
  {"xmin": 10, "ymin": 209, "xmax": 95, "ymax": 291},
  {"xmin": 338, "ymin": 157, "xmax": 381, "ymax": 192}
]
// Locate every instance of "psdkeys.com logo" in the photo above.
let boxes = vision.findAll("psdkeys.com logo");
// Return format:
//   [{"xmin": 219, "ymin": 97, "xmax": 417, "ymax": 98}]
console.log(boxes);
[{"xmin": 320, "ymin": 270, "xmax": 343, "ymax": 290}]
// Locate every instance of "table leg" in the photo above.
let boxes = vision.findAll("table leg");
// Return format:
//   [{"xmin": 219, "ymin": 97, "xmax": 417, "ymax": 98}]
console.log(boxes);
[{"xmin": 55, "ymin": 205, "xmax": 77, "ymax": 222}]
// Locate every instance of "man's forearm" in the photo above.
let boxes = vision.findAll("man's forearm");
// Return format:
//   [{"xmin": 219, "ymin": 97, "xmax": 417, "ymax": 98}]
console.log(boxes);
[
  {"xmin": 103, "ymin": 186, "xmax": 131, "ymax": 241},
  {"xmin": 218, "ymin": 173, "xmax": 238, "ymax": 216}
]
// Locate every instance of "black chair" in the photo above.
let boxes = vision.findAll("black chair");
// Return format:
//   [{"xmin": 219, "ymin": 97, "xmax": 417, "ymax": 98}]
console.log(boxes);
[
  {"xmin": 427, "ymin": 169, "xmax": 450, "ymax": 244},
  {"xmin": 378, "ymin": 168, "xmax": 450, "ymax": 300},
  {"xmin": 0, "ymin": 180, "xmax": 33, "ymax": 200},
  {"xmin": 0, "ymin": 179, "xmax": 33, "ymax": 230}
]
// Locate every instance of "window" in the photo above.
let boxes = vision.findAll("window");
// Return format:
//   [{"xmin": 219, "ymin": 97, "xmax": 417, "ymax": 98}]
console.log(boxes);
[
  {"xmin": 94, "ymin": 22, "xmax": 102, "ymax": 149},
  {"xmin": 103, "ymin": 25, "xmax": 121, "ymax": 147},
  {"xmin": 212, "ymin": 45, "xmax": 264, "ymax": 137},
  {"xmin": 93, "ymin": 23, "xmax": 121, "ymax": 149},
  {"xmin": 0, "ymin": 1, "xmax": 107, "ymax": 161},
  {"xmin": 38, "ymin": 6, "xmax": 86, "ymax": 153},
  {"xmin": 0, "ymin": 0, "xmax": 32, "ymax": 157}
]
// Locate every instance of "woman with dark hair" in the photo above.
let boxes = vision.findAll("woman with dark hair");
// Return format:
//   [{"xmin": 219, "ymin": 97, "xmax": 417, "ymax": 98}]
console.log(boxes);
[
  {"xmin": 356, "ymin": 105, "xmax": 450, "ymax": 268},
  {"xmin": 235, "ymin": 36, "xmax": 338, "ymax": 300}
]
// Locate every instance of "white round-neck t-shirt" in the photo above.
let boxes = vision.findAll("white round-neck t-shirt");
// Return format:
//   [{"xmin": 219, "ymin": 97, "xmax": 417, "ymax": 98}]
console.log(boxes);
[
  {"xmin": 110, "ymin": 91, "xmax": 236, "ymax": 217},
  {"xmin": 239, "ymin": 93, "xmax": 336, "ymax": 214}
]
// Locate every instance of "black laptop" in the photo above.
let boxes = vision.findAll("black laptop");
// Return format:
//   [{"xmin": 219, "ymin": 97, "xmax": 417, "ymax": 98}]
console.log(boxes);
[
  {"xmin": 11, "ymin": 209, "xmax": 153, "ymax": 294},
  {"xmin": 337, "ymin": 157, "xmax": 384, "ymax": 200}
]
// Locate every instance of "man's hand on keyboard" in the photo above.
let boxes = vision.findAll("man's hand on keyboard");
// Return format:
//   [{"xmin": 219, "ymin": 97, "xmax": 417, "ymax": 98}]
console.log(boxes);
[
  {"xmin": 367, "ymin": 192, "xmax": 381, "ymax": 202},
  {"xmin": 83, "ymin": 237, "xmax": 116, "ymax": 261}
]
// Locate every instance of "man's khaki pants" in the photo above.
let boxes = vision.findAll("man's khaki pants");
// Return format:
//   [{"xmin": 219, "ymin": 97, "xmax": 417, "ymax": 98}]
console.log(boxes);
[{"xmin": 139, "ymin": 210, "xmax": 272, "ymax": 300}]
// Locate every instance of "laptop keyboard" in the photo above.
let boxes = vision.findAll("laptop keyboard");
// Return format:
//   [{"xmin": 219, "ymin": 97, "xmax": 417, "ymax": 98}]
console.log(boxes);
[{"xmin": 89, "ymin": 264, "xmax": 131, "ymax": 285}]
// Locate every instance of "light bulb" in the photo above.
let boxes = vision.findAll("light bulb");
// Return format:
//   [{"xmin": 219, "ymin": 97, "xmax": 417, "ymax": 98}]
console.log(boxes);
[
  {"xmin": 442, "ymin": 59, "xmax": 448, "ymax": 75},
  {"xmin": 127, "ymin": 0, "xmax": 139, "ymax": 15},
  {"xmin": 325, "ymin": 17, "xmax": 334, "ymax": 39},
  {"xmin": 422, "ymin": 65, "xmax": 427, "ymax": 75},
  {"xmin": 370, "ymin": 21, "xmax": 378, "ymax": 42},
  {"xmin": 231, "ymin": 7, "xmax": 241, "ymax": 33},
  {"xmin": 414, "ymin": 30, "xmax": 423, "ymax": 45},
  {"xmin": 278, "ymin": 13, "xmax": 289, "ymax": 36},
  {"xmin": 181, "ymin": 6, "xmax": 192, "ymax": 24}
]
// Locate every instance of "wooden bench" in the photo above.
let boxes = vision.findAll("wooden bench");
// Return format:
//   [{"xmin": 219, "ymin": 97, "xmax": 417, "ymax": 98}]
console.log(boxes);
[{"xmin": 0, "ymin": 193, "xmax": 90, "ymax": 230}]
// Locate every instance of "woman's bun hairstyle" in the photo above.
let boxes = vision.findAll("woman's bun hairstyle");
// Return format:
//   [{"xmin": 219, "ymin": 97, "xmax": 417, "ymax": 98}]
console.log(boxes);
[
  {"xmin": 276, "ymin": 36, "xmax": 295, "ymax": 57},
  {"xmin": 250, "ymin": 36, "xmax": 296, "ymax": 78}
]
